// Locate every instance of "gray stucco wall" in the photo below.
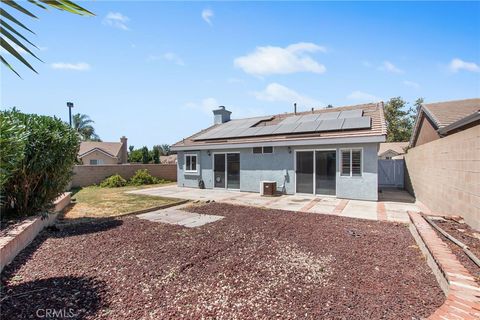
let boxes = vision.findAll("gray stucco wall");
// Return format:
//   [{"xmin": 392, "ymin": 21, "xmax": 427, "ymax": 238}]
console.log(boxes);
[{"xmin": 177, "ymin": 142, "xmax": 379, "ymax": 201}]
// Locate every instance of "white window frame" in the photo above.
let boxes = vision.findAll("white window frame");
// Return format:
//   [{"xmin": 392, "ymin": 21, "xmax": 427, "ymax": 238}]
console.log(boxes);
[
  {"xmin": 89, "ymin": 159, "xmax": 104, "ymax": 165},
  {"xmin": 340, "ymin": 148, "xmax": 363, "ymax": 177},
  {"xmin": 184, "ymin": 154, "xmax": 199, "ymax": 173},
  {"xmin": 252, "ymin": 146, "xmax": 274, "ymax": 154}
]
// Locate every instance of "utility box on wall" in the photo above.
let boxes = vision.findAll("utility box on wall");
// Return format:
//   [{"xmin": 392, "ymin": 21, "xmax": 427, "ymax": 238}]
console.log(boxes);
[{"xmin": 260, "ymin": 181, "xmax": 277, "ymax": 196}]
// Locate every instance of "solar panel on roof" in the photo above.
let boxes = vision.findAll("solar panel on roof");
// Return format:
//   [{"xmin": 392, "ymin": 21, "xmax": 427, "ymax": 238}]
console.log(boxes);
[
  {"xmin": 273, "ymin": 122, "xmax": 301, "ymax": 134},
  {"xmin": 339, "ymin": 109, "xmax": 363, "ymax": 119},
  {"xmin": 254, "ymin": 125, "xmax": 278, "ymax": 136},
  {"xmin": 237, "ymin": 126, "xmax": 263, "ymax": 137},
  {"xmin": 293, "ymin": 120, "xmax": 322, "ymax": 133},
  {"xmin": 298, "ymin": 114, "xmax": 321, "ymax": 122},
  {"xmin": 278, "ymin": 115, "xmax": 302, "ymax": 125},
  {"xmin": 341, "ymin": 116, "xmax": 371, "ymax": 130},
  {"xmin": 318, "ymin": 112, "xmax": 340, "ymax": 120},
  {"xmin": 316, "ymin": 118, "xmax": 345, "ymax": 131}
]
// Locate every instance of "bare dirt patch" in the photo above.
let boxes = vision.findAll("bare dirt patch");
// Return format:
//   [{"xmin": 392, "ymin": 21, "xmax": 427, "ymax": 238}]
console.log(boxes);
[
  {"xmin": 1, "ymin": 203, "xmax": 444, "ymax": 319},
  {"xmin": 433, "ymin": 218, "xmax": 480, "ymax": 284}
]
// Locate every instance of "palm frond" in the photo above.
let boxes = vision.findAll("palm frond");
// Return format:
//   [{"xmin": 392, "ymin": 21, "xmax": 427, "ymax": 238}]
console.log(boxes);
[{"xmin": 0, "ymin": 0, "xmax": 94, "ymax": 77}]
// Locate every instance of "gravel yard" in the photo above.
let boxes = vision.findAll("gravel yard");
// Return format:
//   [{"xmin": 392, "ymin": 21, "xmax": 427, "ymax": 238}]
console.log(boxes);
[{"xmin": 1, "ymin": 203, "xmax": 444, "ymax": 319}]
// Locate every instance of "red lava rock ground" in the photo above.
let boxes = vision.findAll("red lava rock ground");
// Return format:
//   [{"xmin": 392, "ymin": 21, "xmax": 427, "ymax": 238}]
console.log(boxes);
[
  {"xmin": 433, "ymin": 218, "xmax": 480, "ymax": 284},
  {"xmin": 1, "ymin": 203, "xmax": 444, "ymax": 319}
]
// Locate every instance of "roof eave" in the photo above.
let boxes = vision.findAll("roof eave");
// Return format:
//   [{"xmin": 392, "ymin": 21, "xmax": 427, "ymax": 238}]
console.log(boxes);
[
  {"xmin": 171, "ymin": 134, "xmax": 386, "ymax": 151},
  {"xmin": 437, "ymin": 111, "xmax": 480, "ymax": 135}
]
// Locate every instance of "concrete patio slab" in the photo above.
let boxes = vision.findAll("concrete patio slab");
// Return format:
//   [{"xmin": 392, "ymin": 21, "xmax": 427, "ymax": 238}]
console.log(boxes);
[
  {"xmin": 137, "ymin": 205, "xmax": 224, "ymax": 228},
  {"xmin": 129, "ymin": 185, "xmax": 420, "ymax": 223}
]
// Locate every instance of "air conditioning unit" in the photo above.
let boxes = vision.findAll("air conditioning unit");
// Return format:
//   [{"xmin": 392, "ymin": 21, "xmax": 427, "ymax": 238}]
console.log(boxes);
[{"xmin": 260, "ymin": 181, "xmax": 277, "ymax": 196}]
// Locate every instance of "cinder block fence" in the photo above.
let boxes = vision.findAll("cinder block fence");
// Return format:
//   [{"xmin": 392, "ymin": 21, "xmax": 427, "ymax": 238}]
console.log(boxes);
[{"xmin": 70, "ymin": 164, "xmax": 177, "ymax": 188}]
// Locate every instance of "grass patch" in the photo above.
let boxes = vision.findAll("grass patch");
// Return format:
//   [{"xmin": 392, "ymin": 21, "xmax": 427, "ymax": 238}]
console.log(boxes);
[{"xmin": 63, "ymin": 183, "xmax": 181, "ymax": 219}]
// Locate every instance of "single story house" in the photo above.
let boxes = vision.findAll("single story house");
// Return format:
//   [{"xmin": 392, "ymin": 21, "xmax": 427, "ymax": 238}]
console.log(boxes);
[
  {"xmin": 409, "ymin": 98, "xmax": 479, "ymax": 148},
  {"xmin": 378, "ymin": 142, "xmax": 408, "ymax": 159},
  {"xmin": 78, "ymin": 136, "xmax": 128, "ymax": 165},
  {"xmin": 171, "ymin": 102, "xmax": 387, "ymax": 201}
]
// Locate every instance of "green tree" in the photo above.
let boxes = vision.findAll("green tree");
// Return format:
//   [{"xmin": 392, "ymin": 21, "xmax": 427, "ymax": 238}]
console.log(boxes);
[
  {"xmin": 160, "ymin": 144, "xmax": 171, "ymax": 156},
  {"xmin": 1, "ymin": 0, "xmax": 94, "ymax": 77},
  {"xmin": 384, "ymin": 97, "xmax": 417, "ymax": 142},
  {"xmin": 141, "ymin": 146, "xmax": 150, "ymax": 164},
  {"xmin": 128, "ymin": 149, "xmax": 143, "ymax": 163},
  {"xmin": 72, "ymin": 113, "xmax": 100, "ymax": 141},
  {"xmin": 2, "ymin": 109, "xmax": 80, "ymax": 216},
  {"xmin": 129, "ymin": 145, "xmax": 134, "ymax": 153},
  {"xmin": 153, "ymin": 146, "xmax": 160, "ymax": 164}
]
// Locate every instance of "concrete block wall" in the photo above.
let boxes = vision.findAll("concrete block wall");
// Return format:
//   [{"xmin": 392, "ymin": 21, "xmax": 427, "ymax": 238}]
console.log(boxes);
[
  {"xmin": 405, "ymin": 125, "xmax": 479, "ymax": 230},
  {"xmin": 71, "ymin": 164, "xmax": 177, "ymax": 188}
]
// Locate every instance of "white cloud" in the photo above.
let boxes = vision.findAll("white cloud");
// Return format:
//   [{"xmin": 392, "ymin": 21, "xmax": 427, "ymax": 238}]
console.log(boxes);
[
  {"xmin": 185, "ymin": 98, "xmax": 265, "ymax": 118},
  {"xmin": 202, "ymin": 9, "xmax": 214, "ymax": 25},
  {"xmin": 379, "ymin": 61, "xmax": 404, "ymax": 74},
  {"xmin": 403, "ymin": 80, "xmax": 420, "ymax": 89},
  {"xmin": 449, "ymin": 58, "xmax": 480, "ymax": 73},
  {"xmin": 185, "ymin": 97, "xmax": 219, "ymax": 115},
  {"xmin": 51, "ymin": 62, "xmax": 91, "ymax": 71},
  {"xmin": 103, "ymin": 12, "xmax": 130, "ymax": 30},
  {"xmin": 234, "ymin": 42, "xmax": 327, "ymax": 76},
  {"xmin": 254, "ymin": 83, "xmax": 322, "ymax": 108},
  {"xmin": 148, "ymin": 52, "xmax": 185, "ymax": 66},
  {"xmin": 347, "ymin": 90, "xmax": 380, "ymax": 102}
]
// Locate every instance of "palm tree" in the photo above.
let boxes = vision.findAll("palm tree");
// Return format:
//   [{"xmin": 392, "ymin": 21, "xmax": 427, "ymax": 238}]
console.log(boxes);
[
  {"xmin": 72, "ymin": 113, "xmax": 100, "ymax": 141},
  {"xmin": 1, "ymin": 1, "xmax": 94, "ymax": 77}
]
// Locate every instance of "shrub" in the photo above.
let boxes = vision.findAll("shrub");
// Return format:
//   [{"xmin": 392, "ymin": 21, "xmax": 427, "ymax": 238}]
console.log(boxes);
[
  {"xmin": 141, "ymin": 146, "xmax": 150, "ymax": 164},
  {"xmin": 129, "ymin": 169, "xmax": 159, "ymax": 186},
  {"xmin": 1, "ymin": 109, "xmax": 80, "ymax": 216},
  {"xmin": 99, "ymin": 174, "xmax": 127, "ymax": 188},
  {"xmin": 153, "ymin": 146, "xmax": 160, "ymax": 164}
]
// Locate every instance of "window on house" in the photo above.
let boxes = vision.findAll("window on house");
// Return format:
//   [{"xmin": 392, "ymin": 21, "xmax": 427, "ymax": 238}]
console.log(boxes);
[
  {"xmin": 253, "ymin": 146, "xmax": 274, "ymax": 154},
  {"xmin": 263, "ymin": 146, "xmax": 273, "ymax": 154},
  {"xmin": 341, "ymin": 149, "xmax": 362, "ymax": 177},
  {"xmin": 89, "ymin": 159, "xmax": 104, "ymax": 165},
  {"xmin": 185, "ymin": 154, "xmax": 198, "ymax": 172}
]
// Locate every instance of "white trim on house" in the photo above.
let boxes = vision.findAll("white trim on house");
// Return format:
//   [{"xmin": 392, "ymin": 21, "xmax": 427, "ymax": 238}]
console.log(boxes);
[
  {"xmin": 184, "ymin": 153, "xmax": 199, "ymax": 174},
  {"xmin": 339, "ymin": 148, "xmax": 364, "ymax": 178},
  {"xmin": 79, "ymin": 147, "xmax": 117, "ymax": 159},
  {"xmin": 293, "ymin": 148, "xmax": 337, "ymax": 196},
  {"xmin": 172, "ymin": 135, "xmax": 386, "ymax": 151},
  {"xmin": 211, "ymin": 151, "xmax": 241, "ymax": 191}
]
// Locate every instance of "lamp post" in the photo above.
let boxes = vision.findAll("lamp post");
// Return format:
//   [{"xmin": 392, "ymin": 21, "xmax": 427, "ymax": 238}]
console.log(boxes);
[{"xmin": 66, "ymin": 102, "xmax": 74, "ymax": 127}]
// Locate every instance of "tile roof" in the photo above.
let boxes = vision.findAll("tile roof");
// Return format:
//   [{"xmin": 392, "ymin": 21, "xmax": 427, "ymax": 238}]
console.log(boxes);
[
  {"xmin": 378, "ymin": 142, "xmax": 408, "ymax": 156},
  {"xmin": 173, "ymin": 102, "xmax": 387, "ymax": 149},
  {"xmin": 79, "ymin": 142, "xmax": 122, "ymax": 158},
  {"xmin": 422, "ymin": 98, "xmax": 479, "ymax": 128}
]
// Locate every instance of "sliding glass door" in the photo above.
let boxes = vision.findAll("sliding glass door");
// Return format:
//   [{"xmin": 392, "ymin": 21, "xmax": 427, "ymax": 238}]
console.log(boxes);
[
  {"xmin": 227, "ymin": 153, "xmax": 240, "ymax": 189},
  {"xmin": 213, "ymin": 153, "xmax": 240, "ymax": 189},
  {"xmin": 296, "ymin": 151, "xmax": 314, "ymax": 194},
  {"xmin": 214, "ymin": 154, "xmax": 226, "ymax": 188},
  {"xmin": 315, "ymin": 150, "xmax": 336, "ymax": 195},
  {"xmin": 296, "ymin": 150, "xmax": 337, "ymax": 195}
]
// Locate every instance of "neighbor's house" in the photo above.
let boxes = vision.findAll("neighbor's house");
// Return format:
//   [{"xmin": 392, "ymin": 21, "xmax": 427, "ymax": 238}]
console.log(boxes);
[
  {"xmin": 171, "ymin": 103, "xmax": 387, "ymax": 201},
  {"xmin": 78, "ymin": 136, "xmax": 128, "ymax": 165},
  {"xmin": 405, "ymin": 98, "xmax": 479, "ymax": 229},
  {"xmin": 378, "ymin": 142, "xmax": 408, "ymax": 159},
  {"xmin": 409, "ymin": 98, "xmax": 479, "ymax": 147}
]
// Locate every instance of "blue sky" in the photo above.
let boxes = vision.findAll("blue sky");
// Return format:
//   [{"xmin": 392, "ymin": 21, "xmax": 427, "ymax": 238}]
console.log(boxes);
[{"xmin": 1, "ymin": 1, "xmax": 479, "ymax": 147}]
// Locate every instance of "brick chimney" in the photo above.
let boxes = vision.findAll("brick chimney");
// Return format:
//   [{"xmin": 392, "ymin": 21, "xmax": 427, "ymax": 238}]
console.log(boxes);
[
  {"xmin": 120, "ymin": 136, "xmax": 128, "ymax": 164},
  {"xmin": 213, "ymin": 106, "xmax": 231, "ymax": 125}
]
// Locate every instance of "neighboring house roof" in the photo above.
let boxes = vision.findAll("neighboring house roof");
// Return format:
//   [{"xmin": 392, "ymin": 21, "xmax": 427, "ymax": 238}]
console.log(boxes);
[
  {"xmin": 78, "ymin": 142, "xmax": 123, "ymax": 158},
  {"xmin": 160, "ymin": 155, "xmax": 177, "ymax": 164},
  {"xmin": 172, "ymin": 102, "xmax": 387, "ymax": 151},
  {"xmin": 410, "ymin": 98, "xmax": 480, "ymax": 147},
  {"xmin": 378, "ymin": 142, "xmax": 408, "ymax": 157}
]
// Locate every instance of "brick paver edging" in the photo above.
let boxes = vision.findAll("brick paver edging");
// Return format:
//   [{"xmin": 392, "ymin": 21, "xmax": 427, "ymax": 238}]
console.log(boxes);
[{"xmin": 408, "ymin": 211, "xmax": 480, "ymax": 320}]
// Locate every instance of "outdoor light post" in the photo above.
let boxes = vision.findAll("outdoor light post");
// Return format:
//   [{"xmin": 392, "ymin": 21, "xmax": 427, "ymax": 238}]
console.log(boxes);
[{"xmin": 67, "ymin": 102, "xmax": 74, "ymax": 127}]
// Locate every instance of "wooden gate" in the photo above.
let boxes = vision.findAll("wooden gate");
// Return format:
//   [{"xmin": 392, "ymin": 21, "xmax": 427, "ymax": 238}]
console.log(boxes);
[{"xmin": 378, "ymin": 159, "xmax": 404, "ymax": 188}]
